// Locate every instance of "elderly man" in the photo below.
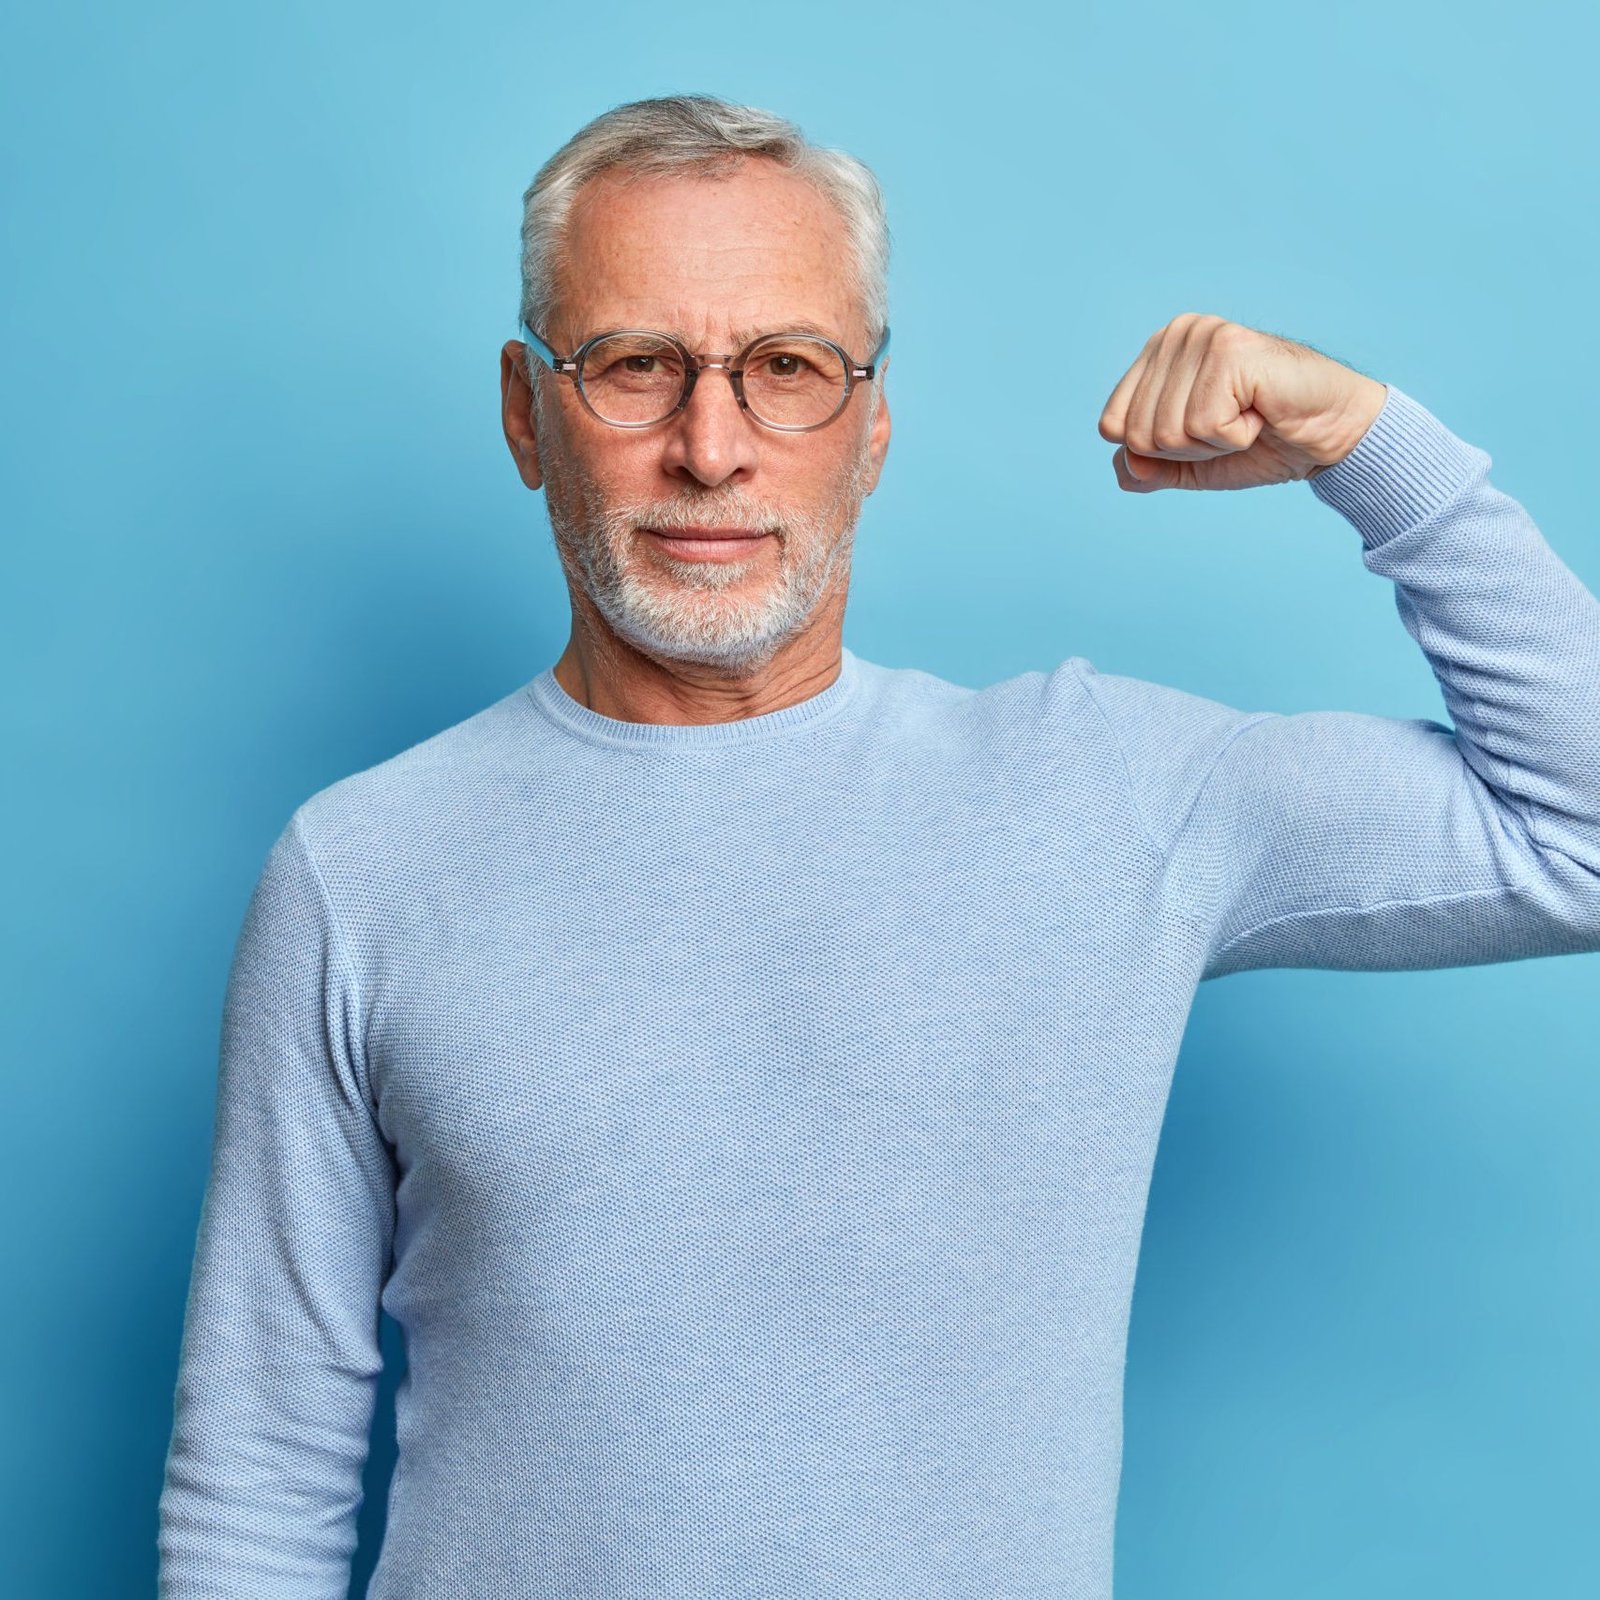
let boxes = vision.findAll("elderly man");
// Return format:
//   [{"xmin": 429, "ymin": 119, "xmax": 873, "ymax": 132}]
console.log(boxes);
[{"xmin": 158, "ymin": 94, "xmax": 1600, "ymax": 1600}]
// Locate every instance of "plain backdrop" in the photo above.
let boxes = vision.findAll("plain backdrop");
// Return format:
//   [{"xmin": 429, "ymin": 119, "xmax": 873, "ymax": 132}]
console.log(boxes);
[{"xmin": 2, "ymin": 2, "xmax": 1596, "ymax": 1596}]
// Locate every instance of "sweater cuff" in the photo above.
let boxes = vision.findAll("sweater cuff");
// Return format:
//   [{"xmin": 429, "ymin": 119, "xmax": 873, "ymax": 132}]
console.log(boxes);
[{"xmin": 1308, "ymin": 383, "xmax": 1491, "ymax": 550}]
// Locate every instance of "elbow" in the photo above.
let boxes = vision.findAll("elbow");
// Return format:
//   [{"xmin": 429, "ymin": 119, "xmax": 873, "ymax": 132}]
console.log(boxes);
[{"xmin": 1524, "ymin": 835, "xmax": 1600, "ymax": 952}]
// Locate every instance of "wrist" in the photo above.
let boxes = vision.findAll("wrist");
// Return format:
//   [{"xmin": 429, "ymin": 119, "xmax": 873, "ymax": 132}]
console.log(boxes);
[{"xmin": 1308, "ymin": 376, "xmax": 1390, "ymax": 477}]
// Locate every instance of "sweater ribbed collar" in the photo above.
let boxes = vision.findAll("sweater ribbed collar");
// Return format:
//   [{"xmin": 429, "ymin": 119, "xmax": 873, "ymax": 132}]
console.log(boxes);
[{"xmin": 523, "ymin": 646, "xmax": 863, "ymax": 750}]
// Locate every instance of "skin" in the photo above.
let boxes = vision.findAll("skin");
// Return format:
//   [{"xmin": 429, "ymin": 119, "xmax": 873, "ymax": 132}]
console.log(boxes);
[
  {"xmin": 499, "ymin": 158, "xmax": 891, "ymax": 725},
  {"xmin": 500, "ymin": 162, "xmax": 1385, "ymax": 727},
  {"xmin": 1097, "ymin": 312, "xmax": 1389, "ymax": 492}
]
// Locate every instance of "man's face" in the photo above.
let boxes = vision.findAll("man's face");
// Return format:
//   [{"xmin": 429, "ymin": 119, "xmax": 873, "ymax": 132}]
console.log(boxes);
[{"xmin": 500, "ymin": 159, "xmax": 891, "ymax": 678}]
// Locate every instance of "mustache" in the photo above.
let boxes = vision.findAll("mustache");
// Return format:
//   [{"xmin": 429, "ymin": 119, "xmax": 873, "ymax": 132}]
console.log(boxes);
[{"xmin": 605, "ymin": 496, "xmax": 787, "ymax": 537}]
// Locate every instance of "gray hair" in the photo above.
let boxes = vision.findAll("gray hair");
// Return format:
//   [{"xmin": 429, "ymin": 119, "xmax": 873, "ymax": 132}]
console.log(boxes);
[{"xmin": 518, "ymin": 94, "xmax": 891, "ymax": 359}]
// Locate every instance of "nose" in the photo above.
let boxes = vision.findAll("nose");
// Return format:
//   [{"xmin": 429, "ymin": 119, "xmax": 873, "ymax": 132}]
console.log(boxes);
[{"xmin": 657, "ymin": 360, "xmax": 761, "ymax": 489}]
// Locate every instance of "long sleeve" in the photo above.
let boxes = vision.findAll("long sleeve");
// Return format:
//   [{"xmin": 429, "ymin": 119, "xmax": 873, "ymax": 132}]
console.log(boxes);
[
  {"xmin": 1069, "ymin": 383, "xmax": 1600, "ymax": 980},
  {"xmin": 158, "ymin": 811, "xmax": 397, "ymax": 1597}
]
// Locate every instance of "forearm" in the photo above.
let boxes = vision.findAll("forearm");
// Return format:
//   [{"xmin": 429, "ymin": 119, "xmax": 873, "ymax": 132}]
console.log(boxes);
[
  {"xmin": 1311, "ymin": 384, "xmax": 1600, "ymax": 874},
  {"xmin": 157, "ymin": 814, "xmax": 395, "ymax": 1596}
]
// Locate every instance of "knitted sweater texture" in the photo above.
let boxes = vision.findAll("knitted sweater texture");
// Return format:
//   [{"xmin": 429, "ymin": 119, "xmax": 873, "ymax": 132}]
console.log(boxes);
[{"xmin": 158, "ymin": 384, "xmax": 1600, "ymax": 1598}]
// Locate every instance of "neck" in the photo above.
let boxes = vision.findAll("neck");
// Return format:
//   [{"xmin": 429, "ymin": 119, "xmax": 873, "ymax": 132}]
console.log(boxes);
[{"xmin": 551, "ymin": 595, "xmax": 848, "ymax": 727}]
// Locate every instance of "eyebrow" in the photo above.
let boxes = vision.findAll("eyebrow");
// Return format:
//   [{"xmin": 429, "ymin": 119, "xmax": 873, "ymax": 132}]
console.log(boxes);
[{"xmin": 729, "ymin": 320, "xmax": 840, "ymax": 345}]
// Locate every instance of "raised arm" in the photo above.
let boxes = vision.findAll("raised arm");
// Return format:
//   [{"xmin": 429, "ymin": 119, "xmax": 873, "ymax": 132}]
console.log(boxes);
[
  {"xmin": 158, "ymin": 812, "xmax": 396, "ymax": 1598},
  {"xmin": 1083, "ymin": 317, "xmax": 1600, "ymax": 977}
]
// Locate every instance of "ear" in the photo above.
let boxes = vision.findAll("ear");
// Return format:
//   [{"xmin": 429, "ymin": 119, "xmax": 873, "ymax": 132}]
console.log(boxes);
[
  {"xmin": 863, "ymin": 360, "xmax": 891, "ymax": 495},
  {"xmin": 500, "ymin": 340, "xmax": 544, "ymax": 492}
]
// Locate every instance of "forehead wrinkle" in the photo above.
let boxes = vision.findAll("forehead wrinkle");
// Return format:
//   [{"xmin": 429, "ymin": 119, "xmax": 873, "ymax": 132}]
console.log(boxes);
[
  {"xmin": 575, "ymin": 247, "xmax": 836, "ymax": 317},
  {"xmin": 574, "ymin": 196, "xmax": 839, "ymax": 293},
  {"xmin": 559, "ymin": 269, "xmax": 856, "ymax": 341},
  {"xmin": 552, "ymin": 168, "xmax": 863, "ymax": 351},
  {"xmin": 673, "ymin": 319, "xmax": 849, "ymax": 350}
]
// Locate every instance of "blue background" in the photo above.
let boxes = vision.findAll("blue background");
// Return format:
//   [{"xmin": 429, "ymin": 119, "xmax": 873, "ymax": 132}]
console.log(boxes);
[{"xmin": 3, "ymin": 1, "xmax": 1596, "ymax": 1595}]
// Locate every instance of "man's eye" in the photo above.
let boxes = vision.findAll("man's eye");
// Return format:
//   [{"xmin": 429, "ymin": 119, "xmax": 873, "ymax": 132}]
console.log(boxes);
[
  {"xmin": 764, "ymin": 354, "xmax": 808, "ymax": 377},
  {"xmin": 622, "ymin": 355, "xmax": 660, "ymax": 373}
]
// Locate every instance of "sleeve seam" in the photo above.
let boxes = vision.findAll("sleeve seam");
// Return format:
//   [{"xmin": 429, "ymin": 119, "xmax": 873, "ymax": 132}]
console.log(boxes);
[
  {"xmin": 1167, "ymin": 710, "xmax": 1282, "ymax": 861},
  {"xmin": 1064, "ymin": 659, "xmax": 1165, "ymax": 867},
  {"xmin": 1359, "ymin": 460, "xmax": 1486, "ymax": 553},
  {"xmin": 1211, "ymin": 876, "xmax": 1538, "ymax": 964},
  {"xmin": 1482, "ymin": 780, "xmax": 1600, "ymax": 882},
  {"xmin": 289, "ymin": 810, "xmax": 382, "ymax": 1128}
]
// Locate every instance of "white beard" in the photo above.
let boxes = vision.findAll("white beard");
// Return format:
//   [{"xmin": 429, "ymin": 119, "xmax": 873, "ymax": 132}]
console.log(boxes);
[{"xmin": 542, "ymin": 439, "xmax": 873, "ymax": 680}]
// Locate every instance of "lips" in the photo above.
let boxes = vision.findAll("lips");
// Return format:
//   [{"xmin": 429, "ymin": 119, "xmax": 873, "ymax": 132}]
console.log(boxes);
[
  {"xmin": 643, "ymin": 526, "xmax": 768, "ymax": 541},
  {"xmin": 642, "ymin": 525, "xmax": 774, "ymax": 563}
]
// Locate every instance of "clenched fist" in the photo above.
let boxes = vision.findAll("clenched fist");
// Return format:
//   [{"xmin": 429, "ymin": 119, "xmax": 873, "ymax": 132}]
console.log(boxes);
[{"xmin": 1098, "ymin": 313, "xmax": 1389, "ymax": 492}]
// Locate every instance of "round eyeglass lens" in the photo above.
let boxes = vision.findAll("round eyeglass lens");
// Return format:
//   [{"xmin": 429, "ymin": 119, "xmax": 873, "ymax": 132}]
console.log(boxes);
[
  {"xmin": 742, "ymin": 335, "xmax": 848, "ymax": 428},
  {"xmin": 579, "ymin": 333, "xmax": 688, "ymax": 425}
]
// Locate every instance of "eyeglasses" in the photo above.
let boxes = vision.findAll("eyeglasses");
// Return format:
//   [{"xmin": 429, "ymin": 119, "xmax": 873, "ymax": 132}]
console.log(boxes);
[{"xmin": 520, "ymin": 322, "xmax": 891, "ymax": 433}]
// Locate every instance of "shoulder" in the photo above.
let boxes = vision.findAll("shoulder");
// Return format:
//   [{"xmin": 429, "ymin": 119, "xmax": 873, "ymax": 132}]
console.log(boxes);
[
  {"xmin": 869, "ymin": 650, "xmax": 1253, "ymax": 748},
  {"xmin": 283, "ymin": 678, "xmax": 548, "ymax": 885},
  {"xmin": 853, "ymin": 650, "xmax": 1252, "ymax": 849},
  {"xmin": 1052, "ymin": 656, "xmax": 1272, "ymax": 856}
]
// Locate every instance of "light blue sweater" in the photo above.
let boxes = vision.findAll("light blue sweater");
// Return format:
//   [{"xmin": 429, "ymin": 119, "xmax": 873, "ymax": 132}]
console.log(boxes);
[{"xmin": 158, "ymin": 384, "xmax": 1600, "ymax": 1599}]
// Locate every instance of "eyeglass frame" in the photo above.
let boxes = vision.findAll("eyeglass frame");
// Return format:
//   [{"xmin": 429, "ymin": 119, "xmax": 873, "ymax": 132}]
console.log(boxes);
[{"xmin": 519, "ymin": 320, "xmax": 891, "ymax": 433}]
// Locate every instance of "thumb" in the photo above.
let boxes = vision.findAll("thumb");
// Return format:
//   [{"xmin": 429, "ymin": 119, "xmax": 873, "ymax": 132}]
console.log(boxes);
[{"xmin": 1116, "ymin": 446, "xmax": 1180, "ymax": 493}]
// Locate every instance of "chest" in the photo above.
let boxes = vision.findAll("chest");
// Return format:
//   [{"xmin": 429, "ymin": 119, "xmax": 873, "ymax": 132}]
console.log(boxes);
[{"xmin": 359, "ymin": 767, "xmax": 1193, "ymax": 1290}]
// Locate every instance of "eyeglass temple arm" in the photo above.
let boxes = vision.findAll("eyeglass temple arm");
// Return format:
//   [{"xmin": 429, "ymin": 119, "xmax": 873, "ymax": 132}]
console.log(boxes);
[
  {"xmin": 859, "ymin": 326, "xmax": 892, "ymax": 379},
  {"xmin": 520, "ymin": 323, "xmax": 576, "ymax": 373}
]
